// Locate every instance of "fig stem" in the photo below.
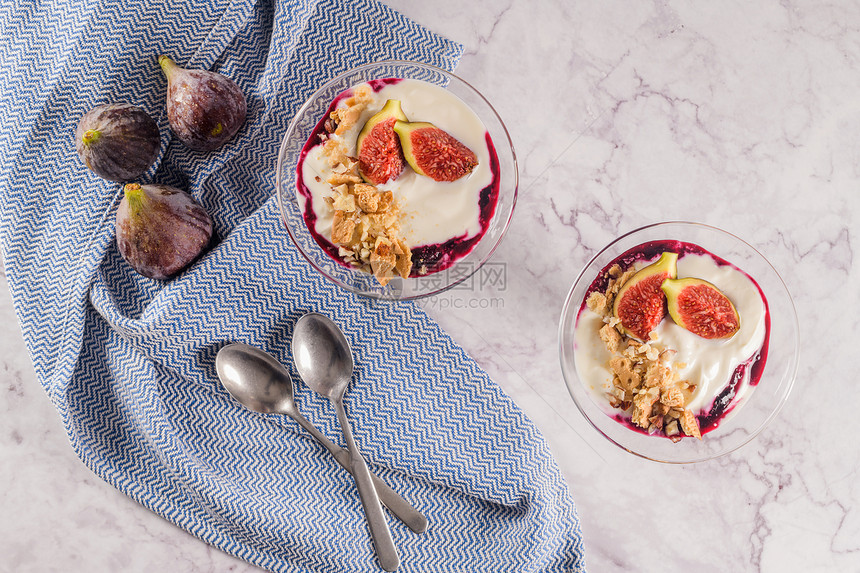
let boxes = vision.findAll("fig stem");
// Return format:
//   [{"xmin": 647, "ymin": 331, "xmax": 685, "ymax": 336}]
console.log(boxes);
[
  {"xmin": 123, "ymin": 183, "xmax": 146, "ymax": 213},
  {"xmin": 82, "ymin": 129, "xmax": 101, "ymax": 145},
  {"xmin": 158, "ymin": 55, "xmax": 179, "ymax": 80}
]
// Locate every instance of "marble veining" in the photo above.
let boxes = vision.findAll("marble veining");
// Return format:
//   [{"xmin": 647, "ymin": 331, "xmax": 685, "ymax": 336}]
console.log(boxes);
[{"xmin": 3, "ymin": 0, "xmax": 860, "ymax": 571}]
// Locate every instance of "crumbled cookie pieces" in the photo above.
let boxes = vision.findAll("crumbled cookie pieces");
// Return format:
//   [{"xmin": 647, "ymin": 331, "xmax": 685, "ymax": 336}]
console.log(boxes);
[
  {"xmin": 586, "ymin": 291, "xmax": 608, "ymax": 315},
  {"xmin": 318, "ymin": 87, "xmax": 412, "ymax": 285},
  {"xmin": 599, "ymin": 323, "xmax": 622, "ymax": 353},
  {"xmin": 590, "ymin": 266, "xmax": 702, "ymax": 441},
  {"xmin": 325, "ymin": 175, "xmax": 411, "ymax": 285},
  {"xmin": 324, "ymin": 84, "xmax": 374, "ymax": 137}
]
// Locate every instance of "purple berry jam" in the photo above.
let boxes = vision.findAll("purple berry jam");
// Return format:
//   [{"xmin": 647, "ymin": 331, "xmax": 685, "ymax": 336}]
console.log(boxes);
[
  {"xmin": 295, "ymin": 79, "xmax": 500, "ymax": 278},
  {"xmin": 581, "ymin": 239, "xmax": 771, "ymax": 438}
]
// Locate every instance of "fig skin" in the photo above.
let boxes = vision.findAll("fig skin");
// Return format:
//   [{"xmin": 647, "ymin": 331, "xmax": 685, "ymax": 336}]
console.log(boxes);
[
  {"xmin": 612, "ymin": 252, "xmax": 678, "ymax": 341},
  {"xmin": 159, "ymin": 55, "xmax": 247, "ymax": 152},
  {"xmin": 393, "ymin": 120, "xmax": 478, "ymax": 182},
  {"xmin": 75, "ymin": 103, "xmax": 160, "ymax": 181},
  {"xmin": 116, "ymin": 183, "xmax": 213, "ymax": 280}
]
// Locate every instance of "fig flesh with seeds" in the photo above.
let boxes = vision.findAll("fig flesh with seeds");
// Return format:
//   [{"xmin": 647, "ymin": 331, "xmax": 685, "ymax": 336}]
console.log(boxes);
[
  {"xmin": 393, "ymin": 121, "xmax": 478, "ymax": 182},
  {"xmin": 116, "ymin": 183, "xmax": 213, "ymax": 280},
  {"xmin": 662, "ymin": 277, "xmax": 740, "ymax": 339},
  {"xmin": 75, "ymin": 103, "xmax": 160, "ymax": 182},
  {"xmin": 356, "ymin": 99, "xmax": 408, "ymax": 185},
  {"xmin": 612, "ymin": 252, "xmax": 678, "ymax": 341},
  {"xmin": 158, "ymin": 55, "xmax": 246, "ymax": 152}
]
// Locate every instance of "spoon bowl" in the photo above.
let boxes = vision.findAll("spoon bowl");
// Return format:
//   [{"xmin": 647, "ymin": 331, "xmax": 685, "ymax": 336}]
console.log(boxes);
[
  {"xmin": 292, "ymin": 313, "xmax": 354, "ymax": 400},
  {"xmin": 215, "ymin": 342, "xmax": 298, "ymax": 416}
]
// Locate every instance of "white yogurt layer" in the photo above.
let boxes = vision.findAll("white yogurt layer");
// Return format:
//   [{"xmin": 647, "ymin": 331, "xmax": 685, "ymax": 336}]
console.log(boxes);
[
  {"xmin": 574, "ymin": 253, "xmax": 767, "ymax": 417},
  {"xmin": 299, "ymin": 79, "xmax": 494, "ymax": 248}
]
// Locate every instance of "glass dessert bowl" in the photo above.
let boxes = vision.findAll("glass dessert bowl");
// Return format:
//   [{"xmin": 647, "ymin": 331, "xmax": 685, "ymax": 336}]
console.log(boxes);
[
  {"xmin": 559, "ymin": 222, "xmax": 799, "ymax": 463},
  {"xmin": 276, "ymin": 61, "xmax": 517, "ymax": 300}
]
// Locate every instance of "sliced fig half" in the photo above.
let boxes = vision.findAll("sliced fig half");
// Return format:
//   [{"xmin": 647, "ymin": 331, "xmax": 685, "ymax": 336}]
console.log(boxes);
[
  {"xmin": 661, "ymin": 277, "xmax": 740, "ymax": 339},
  {"xmin": 393, "ymin": 121, "xmax": 478, "ymax": 182},
  {"xmin": 612, "ymin": 252, "xmax": 678, "ymax": 341},
  {"xmin": 356, "ymin": 99, "xmax": 408, "ymax": 185}
]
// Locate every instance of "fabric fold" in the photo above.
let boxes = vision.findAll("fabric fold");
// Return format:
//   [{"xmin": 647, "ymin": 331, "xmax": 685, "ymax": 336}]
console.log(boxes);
[{"xmin": 0, "ymin": 0, "xmax": 586, "ymax": 571}]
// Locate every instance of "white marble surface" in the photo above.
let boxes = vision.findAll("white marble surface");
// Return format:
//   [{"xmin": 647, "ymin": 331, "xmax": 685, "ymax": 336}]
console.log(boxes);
[{"xmin": 2, "ymin": 0, "xmax": 860, "ymax": 571}]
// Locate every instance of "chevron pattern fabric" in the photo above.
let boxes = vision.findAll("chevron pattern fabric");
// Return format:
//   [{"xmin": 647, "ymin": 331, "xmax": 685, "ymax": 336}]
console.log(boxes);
[{"xmin": 0, "ymin": 0, "xmax": 585, "ymax": 571}]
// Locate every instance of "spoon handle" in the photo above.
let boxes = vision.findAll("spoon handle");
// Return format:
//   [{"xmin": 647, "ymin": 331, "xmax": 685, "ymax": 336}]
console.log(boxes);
[
  {"xmin": 335, "ymin": 400, "xmax": 400, "ymax": 572},
  {"xmin": 333, "ymin": 451, "xmax": 428, "ymax": 535},
  {"xmin": 291, "ymin": 412, "xmax": 428, "ymax": 534}
]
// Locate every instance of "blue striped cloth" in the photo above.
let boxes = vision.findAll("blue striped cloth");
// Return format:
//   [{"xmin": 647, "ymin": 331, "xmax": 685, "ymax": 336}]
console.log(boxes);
[{"xmin": 0, "ymin": 0, "xmax": 586, "ymax": 571}]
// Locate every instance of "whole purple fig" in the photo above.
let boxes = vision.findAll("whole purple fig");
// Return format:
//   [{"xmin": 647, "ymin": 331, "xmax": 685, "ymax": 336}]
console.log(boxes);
[
  {"xmin": 116, "ymin": 183, "xmax": 213, "ymax": 280},
  {"xmin": 158, "ymin": 55, "xmax": 247, "ymax": 152},
  {"xmin": 75, "ymin": 103, "xmax": 160, "ymax": 181}
]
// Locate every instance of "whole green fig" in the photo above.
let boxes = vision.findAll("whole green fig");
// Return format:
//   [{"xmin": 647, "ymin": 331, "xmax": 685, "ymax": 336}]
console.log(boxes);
[
  {"xmin": 116, "ymin": 183, "xmax": 213, "ymax": 280},
  {"xmin": 158, "ymin": 55, "xmax": 247, "ymax": 151},
  {"xmin": 75, "ymin": 103, "xmax": 160, "ymax": 181}
]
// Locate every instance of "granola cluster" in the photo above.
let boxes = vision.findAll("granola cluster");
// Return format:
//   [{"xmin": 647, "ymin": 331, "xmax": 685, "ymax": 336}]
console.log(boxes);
[
  {"xmin": 317, "ymin": 85, "xmax": 412, "ymax": 285},
  {"xmin": 587, "ymin": 263, "xmax": 702, "ymax": 441}
]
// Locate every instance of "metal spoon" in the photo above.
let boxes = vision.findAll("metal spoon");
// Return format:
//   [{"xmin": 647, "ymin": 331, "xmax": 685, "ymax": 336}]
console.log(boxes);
[
  {"xmin": 292, "ymin": 313, "xmax": 400, "ymax": 572},
  {"xmin": 214, "ymin": 342, "xmax": 427, "ymax": 536}
]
